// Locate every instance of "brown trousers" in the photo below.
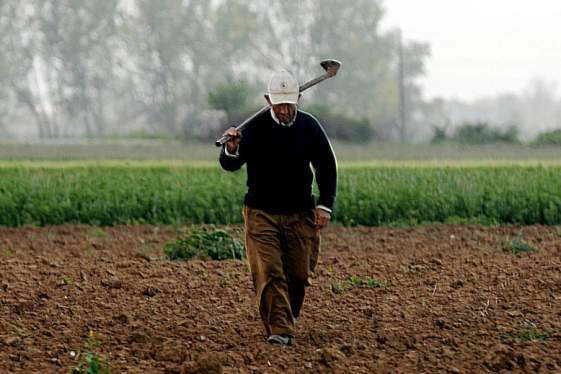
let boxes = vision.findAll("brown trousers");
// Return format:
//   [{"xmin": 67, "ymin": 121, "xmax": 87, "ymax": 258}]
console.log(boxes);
[{"xmin": 243, "ymin": 206, "xmax": 320, "ymax": 336}]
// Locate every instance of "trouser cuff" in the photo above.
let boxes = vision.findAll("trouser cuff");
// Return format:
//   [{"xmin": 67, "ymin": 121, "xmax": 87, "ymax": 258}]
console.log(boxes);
[{"xmin": 270, "ymin": 327, "xmax": 294, "ymax": 337}]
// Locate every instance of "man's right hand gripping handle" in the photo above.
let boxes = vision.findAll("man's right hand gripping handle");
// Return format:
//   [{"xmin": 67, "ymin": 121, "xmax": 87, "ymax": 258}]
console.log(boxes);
[{"xmin": 223, "ymin": 127, "xmax": 241, "ymax": 155}]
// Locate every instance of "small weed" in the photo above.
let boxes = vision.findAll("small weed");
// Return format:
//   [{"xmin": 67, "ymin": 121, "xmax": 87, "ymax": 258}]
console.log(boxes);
[
  {"xmin": 519, "ymin": 327, "xmax": 549, "ymax": 342},
  {"xmin": 500, "ymin": 322, "xmax": 550, "ymax": 343},
  {"xmin": 84, "ymin": 246, "xmax": 96, "ymax": 258},
  {"xmin": 509, "ymin": 239, "xmax": 537, "ymax": 255},
  {"xmin": 164, "ymin": 226, "xmax": 245, "ymax": 261},
  {"xmin": 330, "ymin": 281, "xmax": 345, "ymax": 294},
  {"xmin": 2, "ymin": 249, "xmax": 13, "ymax": 258},
  {"xmin": 71, "ymin": 330, "xmax": 111, "ymax": 374},
  {"xmin": 89, "ymin": 228, "xmax": 107, "ymax": 239},
  {"xmin": 499, "ymin": 332, "xmax": 512, "ymax": 342},
  {"xmin": 348, "ymin": 275, "xmax": 387, "ymax": 288},
  {"xmin": 331, "ymin": 276, "xmax": 387, "ymax": 294},
  {"xmin": 135, "ymin": 244, "xmax": 153, "ymax": 261}
]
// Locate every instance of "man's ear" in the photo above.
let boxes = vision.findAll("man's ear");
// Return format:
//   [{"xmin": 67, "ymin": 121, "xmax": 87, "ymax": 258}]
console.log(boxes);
[{"xmin": 264, "ymin": 94, "xmax": 272, "ymax": 106}]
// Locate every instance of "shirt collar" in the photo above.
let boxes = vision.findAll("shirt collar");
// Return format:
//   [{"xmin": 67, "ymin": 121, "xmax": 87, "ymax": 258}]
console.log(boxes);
[{"xmin": 270, "ymin": 108, "xmax": 297, "ymax": 127}]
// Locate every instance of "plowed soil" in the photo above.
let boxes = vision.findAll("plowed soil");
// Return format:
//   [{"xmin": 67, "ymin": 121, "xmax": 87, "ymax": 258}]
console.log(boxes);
[{"xmin": 1, "ymin": 224, "xmax": 560, "ymax": 373}]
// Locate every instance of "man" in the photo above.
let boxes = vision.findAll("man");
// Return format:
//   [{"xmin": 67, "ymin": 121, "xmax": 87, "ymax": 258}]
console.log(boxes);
[{"xmin": 219, "ymin": 69, "xmax": 337, "ymax": 346}]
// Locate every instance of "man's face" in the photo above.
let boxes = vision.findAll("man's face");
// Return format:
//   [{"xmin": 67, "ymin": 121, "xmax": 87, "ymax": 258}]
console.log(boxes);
[
  {"xmin": 272, "ymin": 103, "xmax": 297, "ymax": 124},
  {"xmin": 265, "ymin": 94, "xmax": 300, "ymax": 124}
]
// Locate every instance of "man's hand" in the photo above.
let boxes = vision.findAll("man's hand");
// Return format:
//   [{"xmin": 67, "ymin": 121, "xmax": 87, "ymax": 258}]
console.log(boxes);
[
  {"xmin": 223, "ymin": 127, "xmax": 241, "ymax": 154},
  {"xmin": 313, "ymin": 208, "xmax": 331, "ymax": 230}
]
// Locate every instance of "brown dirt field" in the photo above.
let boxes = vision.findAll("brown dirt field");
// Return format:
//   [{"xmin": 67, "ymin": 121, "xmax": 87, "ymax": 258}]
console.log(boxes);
[{"xmin": 1, "ymin": 224, "xmax": 560, "ymax": 373}]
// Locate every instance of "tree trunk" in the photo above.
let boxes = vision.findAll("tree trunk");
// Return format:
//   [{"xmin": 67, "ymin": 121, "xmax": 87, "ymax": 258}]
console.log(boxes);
[{"xmin": 397, "ymin": 30, "xmax": 407, "ymax": 142}]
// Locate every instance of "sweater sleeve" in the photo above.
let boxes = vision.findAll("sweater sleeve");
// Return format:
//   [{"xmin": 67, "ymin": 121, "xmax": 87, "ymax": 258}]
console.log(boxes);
[
  {"xmin": 219, "ymin": 144, "xmax": 246, "ymax": 171},
  {"xmin": 311, "ymin": 122, "xmax": 337, "ymax": 211}
]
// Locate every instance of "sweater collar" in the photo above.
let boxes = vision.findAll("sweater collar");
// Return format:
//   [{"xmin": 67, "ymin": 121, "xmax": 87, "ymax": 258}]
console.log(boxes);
[{"xmin": 270, "ymin": 108, "xmax": 297, "ymax": 127}]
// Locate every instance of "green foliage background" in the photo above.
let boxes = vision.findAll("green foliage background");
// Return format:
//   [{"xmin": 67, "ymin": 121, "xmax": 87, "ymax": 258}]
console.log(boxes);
[{"xmin": 1, "ymin": 164, "xmax": 561, "ymax": 227}]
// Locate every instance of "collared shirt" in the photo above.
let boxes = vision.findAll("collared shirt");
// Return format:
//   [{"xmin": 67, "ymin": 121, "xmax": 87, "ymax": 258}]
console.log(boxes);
[{"xmin": 269, "ymin": 108, "xmax": 297, "ymax": 127}]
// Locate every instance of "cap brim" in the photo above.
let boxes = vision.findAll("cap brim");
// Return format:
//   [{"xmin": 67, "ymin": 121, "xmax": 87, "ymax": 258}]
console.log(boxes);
[{"xmin": 269, "ymin": 92, "xmax": 299, "ymax": 105}]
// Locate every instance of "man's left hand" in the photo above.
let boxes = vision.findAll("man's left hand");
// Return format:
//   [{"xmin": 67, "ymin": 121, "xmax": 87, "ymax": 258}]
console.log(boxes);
[{"xmin": 314, "ymin": 208, "xmax": 331, "ymax": 230}]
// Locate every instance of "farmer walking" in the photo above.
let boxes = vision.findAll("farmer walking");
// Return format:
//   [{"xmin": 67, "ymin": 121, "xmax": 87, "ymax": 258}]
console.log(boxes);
[{"xmin": 218, "ymin": 69, "xmax": 337, "ymax": 346}]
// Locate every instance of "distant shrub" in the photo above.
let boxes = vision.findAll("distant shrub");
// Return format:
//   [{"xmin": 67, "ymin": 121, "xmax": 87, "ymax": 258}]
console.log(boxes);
[
  {"xmin": 303, "ymin": 104, "xmax": 375, "ymax": 142},
  {"xmin": 533, "ymin": 129, "xmax": 561, "ymax": 146},
  {"xmin": 164, "ymin": 227, "xmax": 245, "ymax": 261},
  {"xmin": 452, "ymin": 122, "xmax": 519, "ymax": 144},
  {"xmin": 208, "ymin": 77, "xmax": 255, "ymax": 123},
  {"xmin": 430, "ymin": 126, "xmax": 448, "ymax": 144}
]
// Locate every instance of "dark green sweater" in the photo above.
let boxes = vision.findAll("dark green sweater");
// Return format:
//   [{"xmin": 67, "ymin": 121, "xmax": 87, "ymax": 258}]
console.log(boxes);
[{"xmin": 219, "ymin": 109, "xmax": 337, "ymax": 214}]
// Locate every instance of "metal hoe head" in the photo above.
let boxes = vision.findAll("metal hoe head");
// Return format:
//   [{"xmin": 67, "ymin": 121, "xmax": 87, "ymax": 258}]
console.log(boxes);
[{"xmin": 320, "ymin": 59, "xmax": 341, "ymax": 75}]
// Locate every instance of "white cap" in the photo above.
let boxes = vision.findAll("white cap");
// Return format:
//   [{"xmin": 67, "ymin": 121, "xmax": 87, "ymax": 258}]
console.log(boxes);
[{"xmin": 267, "ymin": 70, "xmax": 300, "ymax": 104}]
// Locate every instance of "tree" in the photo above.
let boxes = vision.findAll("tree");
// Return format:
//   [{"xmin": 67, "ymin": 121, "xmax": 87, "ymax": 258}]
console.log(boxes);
[
  {"xmin": 0, "ymin": 0, "xmax": 58, "ymax": 138},
  {"xmin": 521, "ymin": 78, "xmax": 560, "ymax": 136},
  {"xmin": 208, "ymin": 77, "xmax": 255, "ymax": 124},
  {"xmin": 0, "ymin": 0, "xmax": 432, "ymax": 140},
  {"xmin": 394, "ymin": 30, "xmax": 431, "ymax": 141},
  {"xmin": 37, "ymin": 0, "xmax": 121, "ymax": 137},
  {"xmin": 122, "ymin": 0, "xmax": 261, "ymax": 136},
  {"xmin": 0, "ymin": 0, "xmax": 122, "ymax": 138},
  {"xmin": 254, "ymin": 0, "xmax": 430, "ymax": 141}
]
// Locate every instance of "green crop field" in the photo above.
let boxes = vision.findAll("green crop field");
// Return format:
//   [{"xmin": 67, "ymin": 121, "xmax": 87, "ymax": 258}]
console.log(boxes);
[{"xmin": 1, "ymin": 162, "xmax": 561, "ymax": 227}]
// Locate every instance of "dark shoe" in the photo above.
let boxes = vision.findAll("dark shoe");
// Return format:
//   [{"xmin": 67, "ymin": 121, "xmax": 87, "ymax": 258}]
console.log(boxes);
[{"xmin": 267, "ymin": 334, "xmax": 293, "ymax": 346}]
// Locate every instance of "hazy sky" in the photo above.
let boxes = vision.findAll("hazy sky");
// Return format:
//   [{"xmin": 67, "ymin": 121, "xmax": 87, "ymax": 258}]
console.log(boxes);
[{"xmin": 382, "ymin": 0, "xmax": 561, "ymax": 101}]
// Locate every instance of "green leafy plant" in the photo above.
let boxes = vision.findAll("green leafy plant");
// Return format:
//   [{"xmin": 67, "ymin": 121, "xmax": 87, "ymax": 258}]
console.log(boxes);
[
  {"xmin": 509, "ymin": 239, "xmax": 537, "ymax": 255},
  {"xmin": 71, "ymin": 330, "xmax": 111, "ymax": 374},
  {"xmin": 164, "ymin": 227, "xmax": 245, "ymax": 261}
]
